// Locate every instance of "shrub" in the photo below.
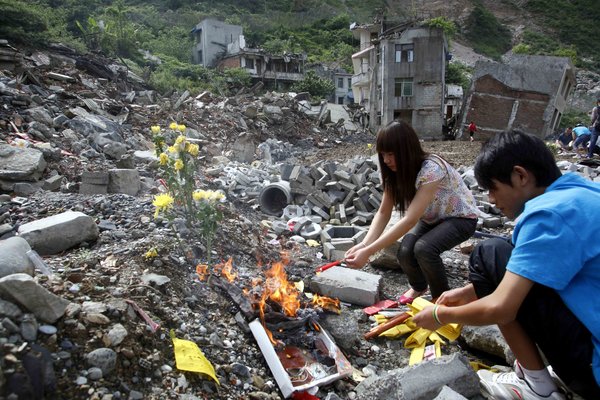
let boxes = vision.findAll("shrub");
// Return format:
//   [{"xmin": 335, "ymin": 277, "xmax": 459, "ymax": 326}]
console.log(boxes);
[
  {"xmin": 464, "ymin": 1, "xmax": 512, "ymax": 60},
  {"xmin": 291, "ymin": 70, "xmax": 335, "ymax": 99}
]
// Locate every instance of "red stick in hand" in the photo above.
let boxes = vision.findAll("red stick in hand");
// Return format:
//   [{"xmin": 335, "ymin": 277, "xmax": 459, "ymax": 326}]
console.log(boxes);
[{"xmin": 315, "ymin": 259, "xmax": 343, "ymax": 273}]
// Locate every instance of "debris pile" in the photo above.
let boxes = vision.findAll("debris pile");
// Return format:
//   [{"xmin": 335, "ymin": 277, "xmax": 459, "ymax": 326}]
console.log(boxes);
[{"xmin": 1, "ymin": 40, "xmax": 597, "ymax": 400}]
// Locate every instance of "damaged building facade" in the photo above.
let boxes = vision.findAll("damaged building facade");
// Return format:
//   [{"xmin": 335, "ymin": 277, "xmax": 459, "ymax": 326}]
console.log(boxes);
[
  {"xmin": 350, "ymin": 20, "xmax": 449, "ymax": 138},
  {"xmin": 460, "ymin": 55, "xmax": 576, "ymax": 140},
  {"xmin": 191, "ymin": 19, "xmax": 306, "ymax": 91}
]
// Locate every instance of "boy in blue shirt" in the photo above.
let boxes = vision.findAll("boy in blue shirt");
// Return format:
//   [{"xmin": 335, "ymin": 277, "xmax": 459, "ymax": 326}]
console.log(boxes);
[
  {"xmin": 413, "ymin": 130, "xmax": 600, "ymax": 399},
  {"xmin": 572, "ymin": 124, "xmax": 592, "ymax": 155}
]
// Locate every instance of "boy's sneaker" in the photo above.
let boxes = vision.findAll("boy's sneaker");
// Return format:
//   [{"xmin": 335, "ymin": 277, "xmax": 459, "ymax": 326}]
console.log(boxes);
[
  {"xmin": 513, "ymin": 361, "xmax": 573, "ymax": 399},
  {"xmin": 477, "ymin": 369, "xmax": 566, "ymax": 400}
]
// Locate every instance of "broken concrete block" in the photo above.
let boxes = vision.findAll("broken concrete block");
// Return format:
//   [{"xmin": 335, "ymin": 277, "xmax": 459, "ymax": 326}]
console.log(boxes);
[
  {"xmin": 79, "ymin": 183, "xmax": 108, "ymax": 195},
  {"xmin": 108, "ymin": 169, "xmax": 140, "ymax": 196},
  {"xmin": 18, "ymin": 211, "xmax": 99, "ymax": 255},
  {"xmin": 310, "ymin": 266, "xmax": 381, "ymax": 306},
  {"xmin": 81, "ymin": 171, "xmax": 109, "ymax": 185}
]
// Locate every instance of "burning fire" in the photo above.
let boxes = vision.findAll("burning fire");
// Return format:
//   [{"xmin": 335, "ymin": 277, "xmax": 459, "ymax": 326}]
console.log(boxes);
[
  {"xmin": 196, "ymin": 264, "xmax": 209, "ymax": 281},
  {"xmin": 311, "ymin": 294, "xmax": 341, "ymax": 314},
  {"xmin": 213, "ymin": 258, "xmax": 238, "ymax": 282},
  {"xmin": 196, "ymin": 258, "xmax": 238, "ymax": 282},
  {"xmin": 199, "ymin": 253, "xmax": 341, "ymax": 344},
  {"xmin": 262, "ymin": 259, "xmax": 301, "ymax": 317}
]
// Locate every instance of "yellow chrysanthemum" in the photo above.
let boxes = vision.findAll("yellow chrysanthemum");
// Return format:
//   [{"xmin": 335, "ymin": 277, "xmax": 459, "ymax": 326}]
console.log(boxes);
[
  {"xmin": 144, "ymin": 248, "xmax": 158, "ymax": 259},
  {"xmin": 152, "ymin": 193, "xmax": 174, "ymax": 218},
  {"xmin": 169, "ymin": 122, "xmax": 178, "ymax": 130},
  {"xmin": 209, "ymin": 191, "xmax": 225, "ymax": 201},
  {"xmin": 159, "ymin": 153, "xmax": 169, "ymax": 165},
  {"xmin": 175, "ymin": 135, "xmax": 186, "ymax": 145},
  {"xmin": 174, "ymin": 159, "xmax": 184, "ymax": 171},
  {"xmin": 151, "ymin": 125, "xmax": 161, "ymax": 134},
  {"xmin": 193, "ymin": 190, "xmax": 207, "ymax": 201},
  {"xmin": 177, "ymin": 124, "xmax": 186, "ymax": 132},
  {"xmin": 188, "ymin": 143, "xmax": 199, "ymax": 156},
  {"xmin": 167, "ymin": 145, "xmax": 178, "ymax": 154}
]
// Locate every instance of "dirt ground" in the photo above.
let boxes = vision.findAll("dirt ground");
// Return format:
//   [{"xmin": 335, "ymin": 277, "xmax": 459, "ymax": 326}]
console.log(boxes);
[{"xmin": 306, "ymin": 137, "xmax": 483, "ymax": 169}]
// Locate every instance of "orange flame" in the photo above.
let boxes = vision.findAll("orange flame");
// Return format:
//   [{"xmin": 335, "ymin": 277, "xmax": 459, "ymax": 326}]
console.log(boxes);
[
  {"xmin": 264, "ymin": 259, "xmax": 300, "ymax": 317},
  {"xmin": 196, "ymin": 264, "xmax": 209, "ymax": 281},
  {"xmin": 311, "ymin": 294, "xmax": 341, "ymax": 314},
  {"xmin": 256, "ymin": 256, "xmax": 302, "ymax": 345},
  {"xmin": 214, "ymin": 258, "xmax": 237, "ymax": 282}
]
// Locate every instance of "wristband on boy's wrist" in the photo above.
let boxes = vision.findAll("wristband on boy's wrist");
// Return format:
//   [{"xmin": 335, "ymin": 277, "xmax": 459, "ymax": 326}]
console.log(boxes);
[{"xmin": 432, "ymin": 305, "xmax": 443, "ymax": 326}]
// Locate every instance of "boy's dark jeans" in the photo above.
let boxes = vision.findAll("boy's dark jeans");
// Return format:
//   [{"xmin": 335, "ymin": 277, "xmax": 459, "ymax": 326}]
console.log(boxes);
[
  {"xmin": 469, "ymin": 238, "xmax": 600, "ymax": 399},
  {"xmin": 397, "ymin": 217, "xmax": 477, "ymax": 298}
]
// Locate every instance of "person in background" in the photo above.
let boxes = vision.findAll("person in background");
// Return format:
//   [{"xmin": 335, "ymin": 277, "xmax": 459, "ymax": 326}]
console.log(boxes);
[
  {"xmin": 344, "ymin": 120, "xmax": 479, "ymax": 304},
  {"xmin": 412, "ymin": 130, "xmax": 600, "ymax": 400},
  {"xmin": 586, "ymin": 98, "xmax": 600, "ymax": 159},
  {"xmin": 468, "ymin": 121, "xmax": 477, "ymax": 142},
  {"xmin": 572, "ymin": 123, "xmax": 592, "ymax": 156},
  {"xmin": 555, "ymin": 127, "xmax": 572, "ymax": 152}
]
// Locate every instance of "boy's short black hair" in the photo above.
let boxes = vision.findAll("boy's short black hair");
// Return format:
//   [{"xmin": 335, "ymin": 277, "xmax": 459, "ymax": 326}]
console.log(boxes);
[{"xmin": 474, "ymin": 130, "xmax": 561, "ymax": 190}]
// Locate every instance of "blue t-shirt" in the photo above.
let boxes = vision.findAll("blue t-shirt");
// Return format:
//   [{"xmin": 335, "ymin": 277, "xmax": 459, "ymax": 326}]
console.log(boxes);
[
  {"xmin": 573, "ymin": 126, "xmax": 591, "ymax": 137},
  {"xmin": 507, "ymin": 173, "xmax": 600, "ymax": 385}
]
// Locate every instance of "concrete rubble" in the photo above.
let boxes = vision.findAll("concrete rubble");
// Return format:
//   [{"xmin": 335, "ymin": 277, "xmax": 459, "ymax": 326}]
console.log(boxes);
[{"xmin": 0, "ymin": 41, "xmax": 594, "ymax": 399}]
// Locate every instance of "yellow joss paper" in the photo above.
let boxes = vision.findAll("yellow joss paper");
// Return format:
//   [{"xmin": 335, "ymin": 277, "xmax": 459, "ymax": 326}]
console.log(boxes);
[
  {"xmin": 408, "ymin": 297, "xmax": 462, "ymax": 341},
  {"xmin": 380, "ymin": 323, "xmax": 414, "ymax": 338},
  {"xmin": 170, "ymin": 330, "xmax": 219, "ymax": 384}
]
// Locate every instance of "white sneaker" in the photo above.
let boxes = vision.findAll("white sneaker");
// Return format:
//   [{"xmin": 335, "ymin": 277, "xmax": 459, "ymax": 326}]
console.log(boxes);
[
  {"xmin": 478, "ymin": 369, "xmax": 566, "ymax": 400},
  {"xmin": 513, "ymin": 361, "xmax": 572, "ymax": 399}
]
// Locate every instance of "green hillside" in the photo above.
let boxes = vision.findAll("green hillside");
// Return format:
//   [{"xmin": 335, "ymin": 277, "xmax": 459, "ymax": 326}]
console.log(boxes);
[{"xmin": 0, "ymin": 0, "xmax": 598, "ymax": 95}]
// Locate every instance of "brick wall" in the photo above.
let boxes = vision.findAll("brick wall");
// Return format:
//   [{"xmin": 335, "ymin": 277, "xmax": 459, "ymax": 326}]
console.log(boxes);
[{"xmin": 465, "ymin": 75, "xmax": 550, "ymax": 139}]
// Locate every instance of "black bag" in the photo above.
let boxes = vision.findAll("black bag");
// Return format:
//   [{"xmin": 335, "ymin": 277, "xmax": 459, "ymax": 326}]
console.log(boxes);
[{"xmin": 595, "ymin": 106, "xmax": 600, "ymax": 130}]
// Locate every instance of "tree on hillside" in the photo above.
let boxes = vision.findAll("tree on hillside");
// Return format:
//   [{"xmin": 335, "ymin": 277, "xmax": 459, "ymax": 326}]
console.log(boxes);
[{"xmin": 291, "ymin": 71, "xmax": 335, "ymax": 99}]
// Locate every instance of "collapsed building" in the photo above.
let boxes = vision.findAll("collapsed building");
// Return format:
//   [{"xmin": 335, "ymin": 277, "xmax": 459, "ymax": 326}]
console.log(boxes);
[
  {"xmin": 350, "ymin": 19, "xmax": 450, "ymax": 138},
  {"xmin": 191, "ymin": 18, "xmax": 306, "ymax": 92},
  {"xmin": 459, "ymin": 55, "xmax": 576, "ymax": 139}
]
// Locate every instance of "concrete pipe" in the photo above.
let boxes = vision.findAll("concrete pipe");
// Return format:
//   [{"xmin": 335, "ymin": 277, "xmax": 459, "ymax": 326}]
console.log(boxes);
[{"xmin": 259, "ymin": 181, "xmax": 291, "ymax": 216}]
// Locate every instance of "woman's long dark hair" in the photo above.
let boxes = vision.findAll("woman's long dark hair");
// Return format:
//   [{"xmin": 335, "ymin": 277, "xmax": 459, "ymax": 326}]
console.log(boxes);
[{"xmin": 376, "ymin": 121, "xmax": 428, "ymax": 213}]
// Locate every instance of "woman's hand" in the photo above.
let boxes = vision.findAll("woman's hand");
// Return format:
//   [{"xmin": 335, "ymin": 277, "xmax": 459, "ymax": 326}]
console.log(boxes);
[
  {"xmin": 345, "ymin": 242, "xmax": 365, "ymax": 258},
  {"xmin": 344, "ymin": 246, "xmax": 370, "ymax": 269}
]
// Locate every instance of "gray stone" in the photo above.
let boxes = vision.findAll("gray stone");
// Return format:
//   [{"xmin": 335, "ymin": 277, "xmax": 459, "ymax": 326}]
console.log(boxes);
[
  {"xmin": 141, "ymin": 273, "xmax": 171, "ymax": 287},
  {"xmin": 20, "ymin": 313, "xmax": 38, "ymax": 341},
  {"xmin": 230, "ymin": 134, "xmax": 256, "ymax": 163},
  {"xmin": 354, "ymin": 353, "xmax": 480, "ymax": 400},
  {"xmin": 0, "ymin": 273, "xmax": 70, "ymax": 323},
  {"xmin": 318, "ymin": 308, "xmax": 362, "ymax": 354},
  {"xmin": 86, "ymin": 348, "xmax": 117, "ymax": 376},
  {"xmin": 0, "ymin": 223, "xmax": 13, "ymax": 236},
  {"xmin": 105, "ymin": 323, "xmax": 128, "ymax": 347},
  {"xmin": 18, "ymin": 211, "xmax": 99, "ymax": 255},
  {"xmin": 43, "ymin": 174, "xmax": 64, "ymax": 191},
  {"xmin": 13, "ymin": 182, "xmax": 42, "ymax": 196},
  {"xmin": 24, "ymin": 106, "xmax": 53, "ymax": 125},
  {"xmin": 461, "ymin": 325, "xmax": 515, "ymax": 365},
  {"xmin": 102, "ymin": 141, "xmax": 128, "ymax": 159},
  {"xmin": 0, "ymin": 237, "xmax": 34, "ymax": 279},
  {"xmin": 87, "ymin": 367, "xmax": 103, "ymax": 381},
  {"xmin": 0, "ymin": 298, "xmax": 23, "ymax": 319},
  {"xmin": 0, "ymin": 145, "xmax": 47, "ymax": 181},
  {"xmin": 432, "ymin": 385, "xmax": 468, "ymax": 400}
]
